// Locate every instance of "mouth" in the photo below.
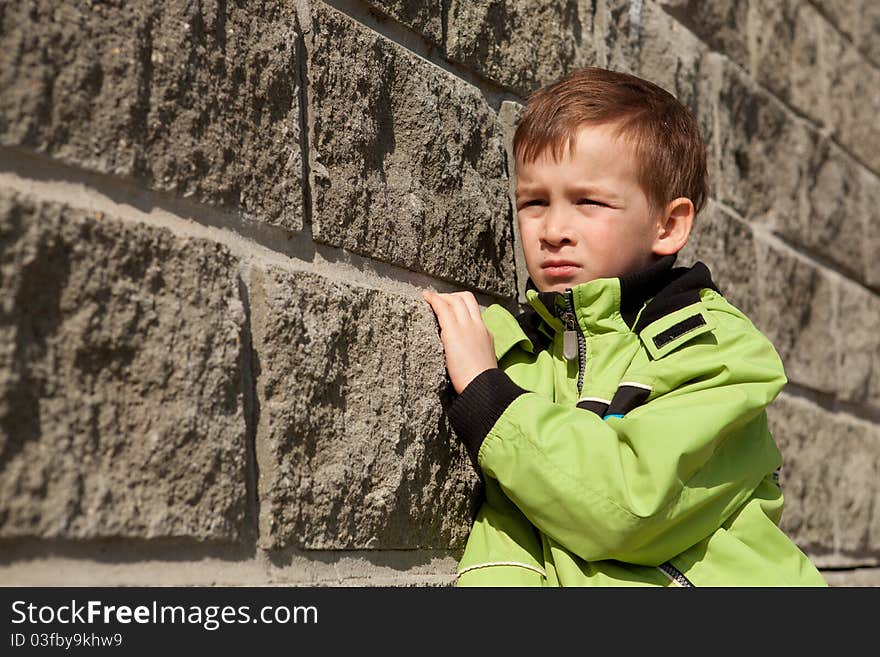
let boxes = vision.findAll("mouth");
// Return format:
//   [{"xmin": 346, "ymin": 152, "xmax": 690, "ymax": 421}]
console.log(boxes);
[{"xmin": 541, "ymin": 260, "xmax": 581, "ymax": 278}]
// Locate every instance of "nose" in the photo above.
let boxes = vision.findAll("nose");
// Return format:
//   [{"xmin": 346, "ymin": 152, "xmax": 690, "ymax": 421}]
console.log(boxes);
[{"xmin": 541, "ymin": 204, "xmax": 575, "ymax": 247}]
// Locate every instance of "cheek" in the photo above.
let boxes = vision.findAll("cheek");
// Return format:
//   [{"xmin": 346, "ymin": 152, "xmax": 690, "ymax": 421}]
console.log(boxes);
[
  {"xmin": 517, "ymin": 217, "xmax": 539, "ymax": 248},
  {"xmin": 578, "ymin": 218, "xmax": 614, "ymax": 245},
  {"xmin": 517, "ymin": 221, "xmax": 544, "ymax": 270}
]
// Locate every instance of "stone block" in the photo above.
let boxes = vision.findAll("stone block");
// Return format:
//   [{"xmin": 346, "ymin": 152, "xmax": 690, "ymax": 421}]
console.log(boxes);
[
  {"xmin": 445, "ymin": 0, "xmax": 598, "ymax": 96},
  {"xmin": 677, "ymin": 200, "xmax": 759, "ymax": 319},
  {"xmin": 716, "ymin": 65, "xmax": 876, "ymax": 291},
  {"xmin": 836, "ymin": 282, "xmax": 880, "ymax": 410},
  {"xmin": 363, "ymin": 0, "xmax": 444, "ymax": 45},
  {"xmin": 655, "ymin": 0, "xmax": 749, "ymax": 65},
  {"xmin": 659, "ymin": 0, "xmax": 880, "ymax": 175},
  {"xmin": 815, "ymin": 0, "xmax": 880, "ymax": 69},
  {"xmin": 0, "ymin": 0, "xmax": 303, "ymax": 230},
  {"xmin": 0, "ymin": 189, "xmax": 248, "ymax": 540},
  {"xmin": 773, "ymin": 137, "xmax": 869, "ymax": 286},
  {"xmin": 308, "ymin": 3, "xmax": 515, "ymax": 297},
  {"xmin": 714, "ymin": 61, "xmax": 814, "ymax": 225},
  {"xmin": 248, "ymin": 266, "xmax": 480, "ymax": 550},
  {"xmin": 823, "ymin": 568, "xmax": 880, "ymax": 587},
  {"xmin": 828, "ymin": 45, "xmax": 880, "ymax": 176},
  {"xmin": 748, "ymin": 0, "xmax": 831, "ymax": 130},
  {"xmin": 768, "ymin": 393, "xmax": 880, "ymax": 564},
  {"xmin": 597, "ymin": 0, "xmax": 642, "ymax": 75},
  {"xmin": 754, "ymin": 239, "xmax": 837, "ymax": 395},
  {"xmin": 747, "ymin": 0, "xmax": 880, "ymax": 175},
  {"xmin": 753, "ymin": 237, "xmax": 880, "ymax": 410}
]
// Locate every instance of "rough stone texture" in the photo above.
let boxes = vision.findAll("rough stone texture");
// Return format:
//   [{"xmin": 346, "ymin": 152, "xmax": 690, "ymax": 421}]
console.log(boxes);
[
  {"xmin": 308, "ymin": 3, "xmax": 515, "ymax": 297},
  {"xmin": 445, "ymin": 0, "xmax": 598, "ymax": 96},
  {"xmin": 249, "ymin": 266, "xmax": 480, "ymax": 550},
  {"xmin": 657, "ymin": 0, "xmax": 880, "ymax": 176},
  {"xmin": 677, "ymin": 200, "xmax": 759, "ymax": 320},
  {"xmin": 656, "ymin": 0, "xmax": 749, "ymax": 65},
  {"xmin": 597, "ymin": 0, "xmax": 642, "ymax": 74},
  {"xmin": 0, "ymin": 0, "xmax": 303, "ymax": 230},
  {"xmin": 748, "ymin": 1, "xmax": 833, "ymax": 133},
  {"xmin": 754, "ymin": 239, "xmax": 838, "ymax": 396},
  {"xmin": 497, "ymin": 100, "xmax": 530, "ymax": 305},
  {"xmin": 0, "ymin": 189, "xmax": 248, "ymax": 540},
  {"xmin": 632, "ymin": 4, "xmax": 879, "ymax": 290},
  {"xmin": 0, "ymin": 0, "xmax": 876, "ymax": 588},
  {"xmin": 714, "ymin": 61, "xmax": 814, "ymax": 227},
  {"xmin": 823, "ymin": 567, "xmax": 880, "ymax": 587},
  {"xmin": 363, "ymin": 0, "xmax": 444, "ymax": 46},
  {"xmin": 0, "ymin": 551, "xmax": 461, "ymax": 586},
  {"xmin": 752, "ymin": 237, "xmax": 880, "ymax": 411},
  {"xmin": 768, "ymin": 393, "xmax": 880, "ymax": 565},
  {"xmin": 865, "ymin": 168, "xmax": 880, "ymax": 290},
  {"xmin": 715, "ymin": 59, "xmax": 879, "ymax": 291},
  {"xmin": 836, "ymin": 281, "xmax": 880, "ymax": 410},
  {"xmin": 812, "ymin": 0, "xmax": 880, "ymax": 69},
  {"xmin": 774, "ymin": 137, "xmax": 871, "ymax": 287},
  {"xmin": 828, "ymin": 43, "xmax": 880, "ymax": 176},
  {"xmin": 749, "ymin": 0, "xmax": 880, "ymax": 176}
]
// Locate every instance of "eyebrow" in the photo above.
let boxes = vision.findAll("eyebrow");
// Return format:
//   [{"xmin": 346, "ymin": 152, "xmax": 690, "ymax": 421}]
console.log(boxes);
[{"xmin": 515, "ymin": 184, "xmax": 615, "ymax": 199}]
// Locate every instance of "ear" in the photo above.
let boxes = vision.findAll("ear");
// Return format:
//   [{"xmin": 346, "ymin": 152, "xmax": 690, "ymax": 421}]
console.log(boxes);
[{"xmin": 651, "ymin": 197, "xmax": 694, "ymax": 256}]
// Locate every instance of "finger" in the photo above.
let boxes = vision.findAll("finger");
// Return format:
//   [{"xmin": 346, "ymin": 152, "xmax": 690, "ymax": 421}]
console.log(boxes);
[
  {"xmin": 436, "ymin": 292, "xmax": 474, "ymax": 326},
  {"xmin": 425, "ymin": 292, "xmax": 464, "ymax": 325},
  {"xmin": 424, "ymin": 293, "xmax": 459, "ymax": 334},
  {"xmin": 456, "ymin": 291, "xmax": 483, "ymax": 324},
  {"xmin": 447, "ymin": 293, "xmax": 481, "ymax": 325},
  {"xmin": 422, "ymin": 291, "xmax": 444, "ymax": 333},
  {"xmin": 422, "ymin": 290, "xmax": 447, "ymax": 317}
]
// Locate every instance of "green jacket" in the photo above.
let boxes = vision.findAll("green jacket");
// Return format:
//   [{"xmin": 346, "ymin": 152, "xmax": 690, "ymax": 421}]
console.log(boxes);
[{"xmin": 448, "ymin": 256, "xmax": 826, "ymax": 586}]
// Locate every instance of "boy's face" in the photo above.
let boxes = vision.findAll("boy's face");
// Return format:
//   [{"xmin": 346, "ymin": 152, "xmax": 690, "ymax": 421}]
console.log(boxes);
[{"xmin": 515, "ymin": 122, "xmax": 663, "ymax": 293}]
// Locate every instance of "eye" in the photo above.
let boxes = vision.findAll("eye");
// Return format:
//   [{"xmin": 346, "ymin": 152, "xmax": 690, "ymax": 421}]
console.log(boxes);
[
  {"xmin": 519, "ymin": 199, "xmax": 545, "ymax": 208},
  {"xmin": 577, "ymin": 198, "xmax": 606, "ymax": 206}
]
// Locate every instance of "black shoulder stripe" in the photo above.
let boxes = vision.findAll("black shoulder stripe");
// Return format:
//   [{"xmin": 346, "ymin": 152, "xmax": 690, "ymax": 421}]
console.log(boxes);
[
  {"xmin": 576, "ymin": 399, "xmax": 609, "ymax": 417},
  {"xmin": 633, "ymin": 262, "xmax": 719, "ymax": 333},
  {"xmin": 652, "ymin": 314, "xmax": 707, "ymax": 349},
  {"xmin": 606, "ymin": 385, "xmax": 652, "ymax": 417}
]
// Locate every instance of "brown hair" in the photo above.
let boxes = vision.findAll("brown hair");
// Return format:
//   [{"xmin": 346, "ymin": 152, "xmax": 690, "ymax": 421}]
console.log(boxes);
[{"xmin": 513, "ymin": 67, "xmax": 708, "ymax": 217}]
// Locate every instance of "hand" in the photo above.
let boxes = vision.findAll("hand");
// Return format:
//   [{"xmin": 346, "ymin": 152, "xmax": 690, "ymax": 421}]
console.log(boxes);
[{"xmin": 422, "ymin": 290, "xmax": 498, "ymax": 394}]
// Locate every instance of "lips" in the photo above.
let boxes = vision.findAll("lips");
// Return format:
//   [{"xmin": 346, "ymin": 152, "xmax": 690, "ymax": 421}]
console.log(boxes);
[{"xmin": 541, "ymin": 260, "xmax": 580, "ymax": 277}]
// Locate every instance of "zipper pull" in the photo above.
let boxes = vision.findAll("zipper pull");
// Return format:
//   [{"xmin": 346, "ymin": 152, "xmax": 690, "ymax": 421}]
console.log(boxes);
[
  {"xmin": 563, "ymin": 330, "xmax": 578, "ymax": 361},
  {"xmin": 560, "ymin": 301, "xmax": 578, "ymax": 361}
]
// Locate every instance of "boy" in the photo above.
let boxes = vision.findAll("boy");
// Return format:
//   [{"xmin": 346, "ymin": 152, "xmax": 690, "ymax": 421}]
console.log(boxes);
[{"xmin": 422, "ymin": 67, "xmax": 826, "ymax": 586}]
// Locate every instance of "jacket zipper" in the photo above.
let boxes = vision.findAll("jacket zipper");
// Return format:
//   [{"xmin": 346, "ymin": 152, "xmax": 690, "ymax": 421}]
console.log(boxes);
[
  {"xmin": 657, "ymin": 562, "xmax": 695, "ymax": 587},
  {"xmin": 562, "ymin": 289, "xmax": 586, "ymax": 397},
  {"xmin": 560, "ymin": 288, "xmax": 693, "ymax": 587}
]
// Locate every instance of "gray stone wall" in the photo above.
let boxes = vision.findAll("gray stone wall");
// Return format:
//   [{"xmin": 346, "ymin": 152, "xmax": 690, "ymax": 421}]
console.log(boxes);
[{"xmin": 0, "ymin": 0, "xmax": 877, "ymax": 586}]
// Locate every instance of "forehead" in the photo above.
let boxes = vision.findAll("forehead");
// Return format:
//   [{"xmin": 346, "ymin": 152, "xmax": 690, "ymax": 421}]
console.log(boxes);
[{"xmin": 515, "ymin": 124, "xmax": 641, "ymax": 193}]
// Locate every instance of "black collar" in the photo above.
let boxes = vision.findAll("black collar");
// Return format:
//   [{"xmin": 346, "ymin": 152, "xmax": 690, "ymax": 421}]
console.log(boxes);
[{"xmin": 518, "ymin": 255, "xmax": 719, "ymax": 346}]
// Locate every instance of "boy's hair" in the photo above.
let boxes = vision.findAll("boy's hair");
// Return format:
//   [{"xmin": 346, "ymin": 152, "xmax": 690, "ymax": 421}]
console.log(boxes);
[{"xmin": 514, "ymin": 67, "xmax": 708, "ymax": 217}]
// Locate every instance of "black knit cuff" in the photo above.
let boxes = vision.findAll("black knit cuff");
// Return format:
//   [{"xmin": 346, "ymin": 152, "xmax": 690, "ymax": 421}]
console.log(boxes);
[{"xmin": 448, "ymin": 368, "xmax": 527, "ymax": 467}]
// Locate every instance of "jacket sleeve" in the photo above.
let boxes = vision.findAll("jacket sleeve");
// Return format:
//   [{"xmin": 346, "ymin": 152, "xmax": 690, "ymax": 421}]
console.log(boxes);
[{"xmin": 447, "ymin": 310, "xmax": 787, "ymax": 566}]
